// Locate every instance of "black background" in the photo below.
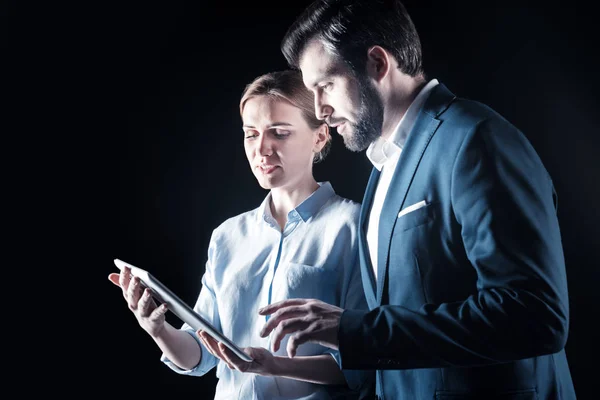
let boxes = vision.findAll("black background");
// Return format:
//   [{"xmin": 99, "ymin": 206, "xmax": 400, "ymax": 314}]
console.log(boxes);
[{"xmin": 12, "ymin": 0, "xmax": 598, "ymax": 397}]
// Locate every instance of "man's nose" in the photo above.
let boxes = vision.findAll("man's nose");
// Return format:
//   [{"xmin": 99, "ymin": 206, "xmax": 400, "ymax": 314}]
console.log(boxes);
[{"xmin": 315, "ymin": 93, "xmax": 333, "ymax": 121}]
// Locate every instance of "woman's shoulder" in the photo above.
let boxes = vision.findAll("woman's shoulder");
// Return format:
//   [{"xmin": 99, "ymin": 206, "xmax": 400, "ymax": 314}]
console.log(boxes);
[
  {"xmin": 331, "ymin": 193, "xmax": 361, "ymax": 213},
  {"xmin": 319, "ymin": 193, "xmax": 361, "ymax": 223},
  {"xmin": 211, "ymin": 206, "xmax": 260, "ymax": 238}
]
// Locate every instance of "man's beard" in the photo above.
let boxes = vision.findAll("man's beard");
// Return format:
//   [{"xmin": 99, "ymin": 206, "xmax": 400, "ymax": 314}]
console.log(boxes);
[{"xmin": 342, "ymin": 75, "xmax": 384, "ymax": 152}]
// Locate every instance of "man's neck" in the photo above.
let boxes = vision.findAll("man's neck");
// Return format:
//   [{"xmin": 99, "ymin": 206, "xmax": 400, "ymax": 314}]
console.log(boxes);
[{"xmin": 380, "ymin": 75, "xmax": 426, "ymax": 140}]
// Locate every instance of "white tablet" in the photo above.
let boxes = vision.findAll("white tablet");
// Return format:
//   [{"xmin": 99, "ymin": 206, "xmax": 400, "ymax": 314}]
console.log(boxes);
[{"xmin": 114, "ymin": 258, "xmax": 253, "ymax": 362}]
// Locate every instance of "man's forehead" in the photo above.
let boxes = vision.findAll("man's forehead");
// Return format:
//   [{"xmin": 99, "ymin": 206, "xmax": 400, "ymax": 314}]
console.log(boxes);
[
  {"xmin": 299, "ymin": 40, "xmax": 340, "ymax": 85},
  {"xmin": 302, "ymin": 38, "xmax": 329, "ymax": 59}
]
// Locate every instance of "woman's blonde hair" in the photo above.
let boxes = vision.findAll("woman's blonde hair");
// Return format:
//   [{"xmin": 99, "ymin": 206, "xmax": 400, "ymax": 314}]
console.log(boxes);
[{"xmin": 240, "ymin": 70, "xmax": 331, "ymax": 163}]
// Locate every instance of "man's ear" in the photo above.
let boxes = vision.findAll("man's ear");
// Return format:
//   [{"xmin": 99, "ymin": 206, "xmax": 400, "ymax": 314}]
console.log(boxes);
[{"xmin": 365, "ymin": 45, "xmax": 391, "ymax": 82}]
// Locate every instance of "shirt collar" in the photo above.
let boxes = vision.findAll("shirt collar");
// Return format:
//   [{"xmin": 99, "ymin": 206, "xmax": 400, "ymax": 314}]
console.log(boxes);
[
  {"xmin": 366, "ymin": 78, "xmax": 439, "ymax": 171},
  {"xmin": 257, "ymin": 181, "xmax": 336, "ymax": 225}
]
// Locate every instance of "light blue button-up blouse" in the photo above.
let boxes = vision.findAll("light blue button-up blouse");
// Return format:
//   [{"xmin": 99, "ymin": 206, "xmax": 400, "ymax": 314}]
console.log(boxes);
[{"xmin": 161, "ymin": 182, "xmax": 371, "ymax": 399}]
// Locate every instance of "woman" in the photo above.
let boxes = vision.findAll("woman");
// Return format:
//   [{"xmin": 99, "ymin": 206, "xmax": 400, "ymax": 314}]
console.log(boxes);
[{"xmin": 108, "ymin": 70, "xmax": 371, "ymax": 399}]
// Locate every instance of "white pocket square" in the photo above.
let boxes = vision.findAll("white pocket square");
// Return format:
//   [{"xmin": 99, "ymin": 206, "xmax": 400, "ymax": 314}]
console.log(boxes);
[{"xmin": 398, "ymin": 200, "xmax": 427, "ymax": 218}]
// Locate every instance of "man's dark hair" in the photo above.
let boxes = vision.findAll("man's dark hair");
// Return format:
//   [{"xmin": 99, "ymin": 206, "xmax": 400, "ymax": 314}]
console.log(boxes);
[{"xmin": 281, "ymin": 0, "xmax": 424, "ymax": 77}]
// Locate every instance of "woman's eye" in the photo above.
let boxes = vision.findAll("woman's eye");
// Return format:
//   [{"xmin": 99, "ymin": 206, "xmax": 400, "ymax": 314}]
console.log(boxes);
[{"xmin": 274, "ymin": 130, "xmax": 291, "ymax": 138}]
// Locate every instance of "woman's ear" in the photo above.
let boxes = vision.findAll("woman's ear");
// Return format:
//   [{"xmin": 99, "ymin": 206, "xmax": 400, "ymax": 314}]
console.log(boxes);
[{"xmin": 313, "ymin": 123, "xmax": 329, "ymax": 153}]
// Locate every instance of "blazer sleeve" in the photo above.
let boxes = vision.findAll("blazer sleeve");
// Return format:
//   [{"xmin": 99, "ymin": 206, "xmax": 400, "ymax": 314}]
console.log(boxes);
[
  {"xmin": 338, "ymin": 116, "xmax": 570, "ymax": 370},
  {"xmin": 325, "ymin": 208, "xmax": 376, "ymax": 393}
]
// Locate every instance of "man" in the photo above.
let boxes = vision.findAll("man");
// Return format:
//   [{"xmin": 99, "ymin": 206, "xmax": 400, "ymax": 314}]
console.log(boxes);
[{"xmin": 258, "ymin": 1, "xmax": 576, "ymax": 399}]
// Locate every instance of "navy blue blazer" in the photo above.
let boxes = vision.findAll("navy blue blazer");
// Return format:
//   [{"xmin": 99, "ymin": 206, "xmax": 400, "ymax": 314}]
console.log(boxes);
[{"xmin": 338, "ymin": 83, "xmax": 576, "ymax": 399}]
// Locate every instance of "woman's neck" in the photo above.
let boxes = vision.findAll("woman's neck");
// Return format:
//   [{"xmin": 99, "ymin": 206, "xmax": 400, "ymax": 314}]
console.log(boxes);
[{"xmin": 269, "ymin": 178, "xmax": 319, "ymax": 230}]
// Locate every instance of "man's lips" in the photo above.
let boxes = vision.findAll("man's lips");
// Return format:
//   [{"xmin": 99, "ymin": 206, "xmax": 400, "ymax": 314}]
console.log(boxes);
[
  {"xmin": 328, "ymin": 119, "xmax": 348, "ymax": 134},
  {"xmin": 327, "ymin": 117, "xmax": 346, "ymax": 128},
  {"xmin": 334, "ymin": 122, "xmax": 346, "ymax": 134}
]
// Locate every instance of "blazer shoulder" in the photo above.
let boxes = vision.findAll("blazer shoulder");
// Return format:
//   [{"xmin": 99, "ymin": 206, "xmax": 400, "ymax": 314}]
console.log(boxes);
[{"xmin": 448, "ymin": 96, "xmax": 523, "ymax": 128}]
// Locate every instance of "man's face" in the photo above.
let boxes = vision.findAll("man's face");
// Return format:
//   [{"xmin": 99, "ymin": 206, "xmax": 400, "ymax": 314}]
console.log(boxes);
[{"xmin": 299, "ymin": 39, "xmax": 383, "ymax": 152}]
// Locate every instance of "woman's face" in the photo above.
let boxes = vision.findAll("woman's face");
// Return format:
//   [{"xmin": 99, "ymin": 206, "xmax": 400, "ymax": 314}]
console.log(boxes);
[{"xmin": 242, "ymin": 96, "xmax": 323, "ymax": 191}]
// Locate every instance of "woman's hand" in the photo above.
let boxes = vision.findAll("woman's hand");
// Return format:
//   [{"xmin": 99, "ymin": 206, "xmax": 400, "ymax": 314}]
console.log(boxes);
[
  {"xmin": 197, "ymin": 330, "xmax": 276, "ymax": 376},
  {"xmin": 108, "ymin": 267, "xmax": 169, "ymax": 338}
]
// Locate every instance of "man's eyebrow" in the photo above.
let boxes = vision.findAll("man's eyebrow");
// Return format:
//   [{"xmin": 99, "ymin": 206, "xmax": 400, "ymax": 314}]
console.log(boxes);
[{"xmin": 308, "ymin": 64, "xmax": 343, "ymax": 88}]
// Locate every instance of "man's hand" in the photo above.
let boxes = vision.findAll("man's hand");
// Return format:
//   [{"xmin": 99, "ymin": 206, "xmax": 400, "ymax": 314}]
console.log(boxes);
[{"xmin": 258, "ymin": 298, "xmax": 343, "ymax": 358}]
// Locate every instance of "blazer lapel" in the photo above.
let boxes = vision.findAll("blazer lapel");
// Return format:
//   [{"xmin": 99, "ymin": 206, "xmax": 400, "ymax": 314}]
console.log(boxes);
[
  {"xmin": 375, "ymin": 83, "xmax": 456, "ymax": 305},
  {"xmin": 358, "ymin": 167, "xmax": 380, "ymax": 308}
]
